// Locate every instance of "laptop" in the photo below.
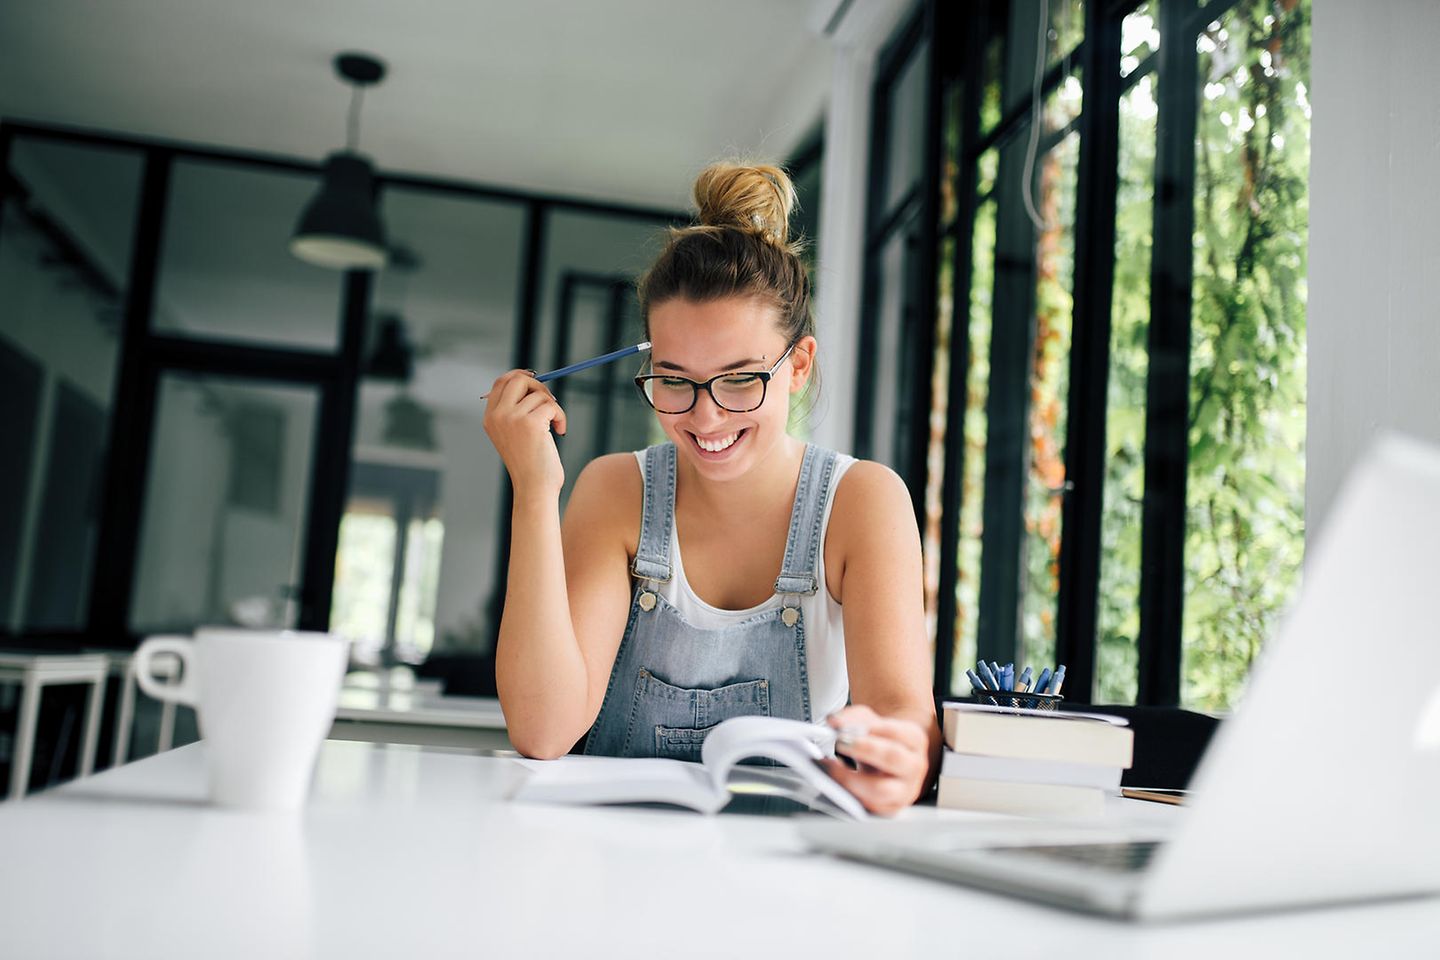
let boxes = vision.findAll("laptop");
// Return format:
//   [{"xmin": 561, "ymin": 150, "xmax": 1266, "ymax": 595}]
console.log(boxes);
[{"xmin": 802, "ymin": 433, "xmax": 1440, "ymax": 920}]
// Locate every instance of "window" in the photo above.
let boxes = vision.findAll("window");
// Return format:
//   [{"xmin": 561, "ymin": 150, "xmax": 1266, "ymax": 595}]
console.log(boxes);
[{"xmin": 860, "ymin": 0, "xmax": 1311, "ymax": 708}]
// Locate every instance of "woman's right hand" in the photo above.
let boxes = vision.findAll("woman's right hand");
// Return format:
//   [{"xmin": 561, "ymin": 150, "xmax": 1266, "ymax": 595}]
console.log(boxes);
[{"xmin": 483, "ymin": 370, "xmax": 568, "ymax": 496}]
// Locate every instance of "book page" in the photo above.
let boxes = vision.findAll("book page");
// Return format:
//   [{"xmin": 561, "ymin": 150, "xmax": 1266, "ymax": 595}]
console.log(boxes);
[
  {"xmin": 700, "ymin": 717, "xmax": 868, "ymax": 820},
  {"xmin": 509, "ymin": 756, "xmax": 725, "ymax": 813}
]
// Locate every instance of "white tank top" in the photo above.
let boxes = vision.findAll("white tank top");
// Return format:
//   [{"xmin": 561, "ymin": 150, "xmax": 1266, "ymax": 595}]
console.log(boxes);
[{"xmin": 631, "ymin": 451, "xmax": 857, "ymax": 720}]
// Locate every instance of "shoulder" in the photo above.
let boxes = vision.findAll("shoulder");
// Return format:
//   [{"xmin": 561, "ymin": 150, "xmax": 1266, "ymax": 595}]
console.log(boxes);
[
  {"xmin": 827, "ymin": 459, "xmax": 919, "ymax": 549},
  {"xmin": 569, "ymin": 452, "xmax": 643, "ymax": 511},
  {"xmin": 563, "ymin": 452, "xmax": 644, "ymax": 552},
  {"xmin": 822, "ymin": 459, "xmax": 921, "ymax": 604},
  {"xmin": 831, "ymin": 458, "xmax": 911, "ymax": 514}
]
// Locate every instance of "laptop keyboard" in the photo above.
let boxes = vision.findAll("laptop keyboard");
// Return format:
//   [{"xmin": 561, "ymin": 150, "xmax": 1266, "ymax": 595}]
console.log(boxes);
[{"xmin": 1006, "ymin": 840, "xmax": 1163, "ymax": 873}]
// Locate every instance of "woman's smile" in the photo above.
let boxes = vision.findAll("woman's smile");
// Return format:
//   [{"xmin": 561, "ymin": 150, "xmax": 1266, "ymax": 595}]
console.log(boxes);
[{"xmin": 687, "ymin": 427, "xmax": 749, "ymax": 458}]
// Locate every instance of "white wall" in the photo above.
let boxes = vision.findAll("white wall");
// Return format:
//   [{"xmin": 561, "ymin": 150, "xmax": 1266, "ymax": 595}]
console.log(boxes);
[
  {"xmin": 1306, "ymin": 0, "xmax": 1440, "ymax": 536},
  {"xmin": 810, "ymin": 0, "xmax": 918, "ymax": 452}
]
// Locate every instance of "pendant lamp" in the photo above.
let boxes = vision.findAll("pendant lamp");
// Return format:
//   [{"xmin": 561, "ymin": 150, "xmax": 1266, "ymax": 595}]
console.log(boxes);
[
  {"xmin": 364, "ymin": 245, "xmax": 420, "ymax": 380},
  {"xmin": 291, "ymin": 53, "xmax": 389, "ymax": 270}
]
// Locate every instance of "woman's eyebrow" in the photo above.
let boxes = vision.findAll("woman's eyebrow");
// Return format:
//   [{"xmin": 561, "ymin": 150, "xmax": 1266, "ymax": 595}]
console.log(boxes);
[{"xmin": 653, "ymin": 356, "xmax": 765, "ymax": 373}]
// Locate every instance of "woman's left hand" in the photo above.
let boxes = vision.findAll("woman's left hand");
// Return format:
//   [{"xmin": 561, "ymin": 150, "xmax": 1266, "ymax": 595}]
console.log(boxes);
[{"xmin": 819, "ymin": 704, "xmax": 931, "ymax": 816}]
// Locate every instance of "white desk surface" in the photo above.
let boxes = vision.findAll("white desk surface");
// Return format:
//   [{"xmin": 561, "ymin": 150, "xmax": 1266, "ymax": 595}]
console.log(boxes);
[{"xmin": 1, "ymin": 741, "xmax": 1435, "ymax": 959}]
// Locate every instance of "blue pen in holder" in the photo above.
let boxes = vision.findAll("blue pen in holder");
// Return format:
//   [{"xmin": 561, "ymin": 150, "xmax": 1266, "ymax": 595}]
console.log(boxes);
[{"xmin": 970, "ymin": 691, "xmax": 1064, "ymax": 711}]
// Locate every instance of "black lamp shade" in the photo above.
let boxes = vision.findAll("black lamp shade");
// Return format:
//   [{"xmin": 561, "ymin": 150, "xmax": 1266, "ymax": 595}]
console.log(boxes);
[
  {"xmin": 383, "ymin": 393, "xmax": 437, "ymax": 450},
  {"xmin": 290, "ymin": 151, "xmax": 388, "ymax": 270},
  {"xmin": 365, "ymin": 314, "xmax": 414, "ymax": 381}
]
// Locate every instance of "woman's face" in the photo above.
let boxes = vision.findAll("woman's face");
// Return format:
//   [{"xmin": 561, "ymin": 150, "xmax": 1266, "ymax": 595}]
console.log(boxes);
[{"xmin": 644, "ymin": 296, "xmax": 814, "ymax": 483}]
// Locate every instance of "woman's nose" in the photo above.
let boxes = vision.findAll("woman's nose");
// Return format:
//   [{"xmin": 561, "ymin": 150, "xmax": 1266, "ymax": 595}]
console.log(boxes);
[{"xmin": 690, "ymin": 386, "xmax": 729, "ymax": 422}]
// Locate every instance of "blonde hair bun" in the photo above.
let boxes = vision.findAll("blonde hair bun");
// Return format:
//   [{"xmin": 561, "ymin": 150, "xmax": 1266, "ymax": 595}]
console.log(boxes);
[{"xmin": 692, "ymin": 162, "xmax": 797, "ymax": 248}]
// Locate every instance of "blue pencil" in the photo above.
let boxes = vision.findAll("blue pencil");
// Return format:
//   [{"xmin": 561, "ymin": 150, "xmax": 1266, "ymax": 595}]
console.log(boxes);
[{"xmin": 481, "ymin": 341, "xmax": 652, "ymax": 399}]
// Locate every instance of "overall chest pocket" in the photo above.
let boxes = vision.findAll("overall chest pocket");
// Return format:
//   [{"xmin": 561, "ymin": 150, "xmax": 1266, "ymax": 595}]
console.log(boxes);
[{"xmin": 622, "ymin": 668, "xmax": 772, "ymax": 761}]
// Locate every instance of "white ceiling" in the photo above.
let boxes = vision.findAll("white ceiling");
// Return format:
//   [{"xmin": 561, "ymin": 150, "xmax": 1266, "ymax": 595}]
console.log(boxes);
[{"xmin": 0, "ymin": 0, "xmax": 834, "ymax": 209}]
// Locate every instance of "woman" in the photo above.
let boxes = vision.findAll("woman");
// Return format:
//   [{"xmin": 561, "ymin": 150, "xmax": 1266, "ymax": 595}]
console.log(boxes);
[{"xmin": 484, "ymin": 162, "xmax": 939, "ymax": 813}]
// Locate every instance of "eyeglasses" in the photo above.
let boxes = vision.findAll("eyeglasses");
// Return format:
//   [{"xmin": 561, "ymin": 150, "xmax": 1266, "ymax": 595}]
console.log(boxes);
[{"xmin": 634, "ymin": 343, "xmax": 797, "ymax": 415}]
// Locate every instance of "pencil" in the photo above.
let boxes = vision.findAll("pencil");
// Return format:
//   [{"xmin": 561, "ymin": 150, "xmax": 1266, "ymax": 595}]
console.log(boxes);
[{"xmin": 480, "ymin": 341, "xmax": 652, "ymax": 400}]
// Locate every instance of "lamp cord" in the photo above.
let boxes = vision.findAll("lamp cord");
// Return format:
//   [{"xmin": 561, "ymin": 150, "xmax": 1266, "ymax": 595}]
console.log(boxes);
[
  {"xmin": 346, "ymin": 85, "xmax": 364, "ymax": 152},
  {"xmin": 1021, "ymin": 0, "xmax": 1052, "ymax": 232}
]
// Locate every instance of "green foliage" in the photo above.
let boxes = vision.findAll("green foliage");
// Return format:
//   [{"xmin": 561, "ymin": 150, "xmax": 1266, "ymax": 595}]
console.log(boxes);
[
  {"xmin": 1097, "ymin": 0, "xmax": 1311, "ymax": 709},
  {"xmin": 1179, "ymin": 0, "xmax": 1310, "ymax": 710},
  {"xmin": 1032, "ymin": 0, "xmax": 1312, "ymax": 709}
]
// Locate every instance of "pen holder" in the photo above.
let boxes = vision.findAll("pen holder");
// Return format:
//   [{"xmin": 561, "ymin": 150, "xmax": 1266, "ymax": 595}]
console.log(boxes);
[{"xmin": 970, "ymin": 691, "xmax": 1063, "ymax": 711}]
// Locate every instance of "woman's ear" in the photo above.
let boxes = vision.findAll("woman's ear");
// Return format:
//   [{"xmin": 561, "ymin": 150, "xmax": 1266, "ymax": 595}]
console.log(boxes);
[{"xmin": 788, "ymin": 335, "xmax": 818, "ymax": 393}]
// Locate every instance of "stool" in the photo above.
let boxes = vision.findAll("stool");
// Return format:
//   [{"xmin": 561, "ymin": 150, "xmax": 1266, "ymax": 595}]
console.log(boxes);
[{"xmin": 0, "ymin": 652, "xmax": 109, "ymax": 801}]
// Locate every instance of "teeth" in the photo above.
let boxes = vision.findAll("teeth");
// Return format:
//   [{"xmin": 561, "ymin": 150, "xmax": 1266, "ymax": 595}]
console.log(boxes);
[{"xmin": 695, "ymin": 432, "xmax": 740, "ymax": 453}]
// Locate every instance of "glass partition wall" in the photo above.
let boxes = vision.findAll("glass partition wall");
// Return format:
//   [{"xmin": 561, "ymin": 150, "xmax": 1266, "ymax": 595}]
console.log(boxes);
[
  {"xmin": 0, "ymin": 137, "xmax": 141, "ymax": 634},
  {"xmin": 0, "ymin": 123, "xmax": 685, "ymax": 697}
]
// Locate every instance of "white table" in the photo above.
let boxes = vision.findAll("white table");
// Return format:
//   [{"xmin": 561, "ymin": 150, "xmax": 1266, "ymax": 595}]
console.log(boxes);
[
  {"xmin": 0, "ymin": 741, "xmax": 1435, "ymax": 959},
  {"xmin": 0, "ymin": 652, "xmax": 108, "ymax": 800}
]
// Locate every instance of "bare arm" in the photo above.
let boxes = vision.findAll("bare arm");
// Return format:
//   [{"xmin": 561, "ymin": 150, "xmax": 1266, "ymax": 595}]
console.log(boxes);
[
  {"xmin": 485, "ymin": 371, "xmax": 637, "ymax": 758},
  {"xmin": 817, "ymin": 461, "xmax": 943, "ymax": 813}
]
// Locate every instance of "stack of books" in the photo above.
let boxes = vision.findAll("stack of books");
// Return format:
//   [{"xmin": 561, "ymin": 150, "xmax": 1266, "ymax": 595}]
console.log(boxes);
[{"xmin": 938, "ymin": 702, "xmax": 1135, "ymax": 817}]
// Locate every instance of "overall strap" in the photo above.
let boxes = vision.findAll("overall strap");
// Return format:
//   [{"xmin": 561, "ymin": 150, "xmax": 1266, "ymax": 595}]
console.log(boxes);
[
  {"xmin": 630, "ymin": 443, "xmax": 677, "ymax": 583},
  {"xmin": 774, "ymin": 444, "xmax": 841, "ymax": 596}
]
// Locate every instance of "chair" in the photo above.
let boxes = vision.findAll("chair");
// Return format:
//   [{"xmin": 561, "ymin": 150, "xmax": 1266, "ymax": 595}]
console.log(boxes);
[
  {"xmin": 0, "ymin": 651, "xmax": 108, "ymax": 800},
  {"xmin": 1058, "ymin": 702, "xmax": 1221, "ymax": 789}
]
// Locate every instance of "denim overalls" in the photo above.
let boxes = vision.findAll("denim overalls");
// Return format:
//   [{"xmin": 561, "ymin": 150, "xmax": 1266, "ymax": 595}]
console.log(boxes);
[{"xmin": 584, "ymin": 441, "xmax": 841, "ymax": 761}]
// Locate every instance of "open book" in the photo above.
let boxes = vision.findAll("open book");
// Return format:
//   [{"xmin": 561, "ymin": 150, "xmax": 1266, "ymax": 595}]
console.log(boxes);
[{"xmin": 508, "ymin": 716, "xmax": 868, "ymax": 819}]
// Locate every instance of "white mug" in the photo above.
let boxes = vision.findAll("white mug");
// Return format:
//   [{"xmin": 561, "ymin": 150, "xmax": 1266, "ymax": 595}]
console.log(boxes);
[{"xmin": 134, "ymin": 628, "xmax": 348, "ymax": 810}]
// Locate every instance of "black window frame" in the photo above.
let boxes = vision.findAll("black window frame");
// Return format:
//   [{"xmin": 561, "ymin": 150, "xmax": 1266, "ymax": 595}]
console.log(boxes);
[{"xmin": 857, "ymin": 0, "xmax": 1258, "ymax": 706}]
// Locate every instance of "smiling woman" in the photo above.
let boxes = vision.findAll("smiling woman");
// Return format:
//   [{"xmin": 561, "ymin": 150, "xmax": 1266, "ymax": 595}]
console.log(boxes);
[{"xmin": 483, "ymin": 162, "xmax": 942, "ymax": 815}]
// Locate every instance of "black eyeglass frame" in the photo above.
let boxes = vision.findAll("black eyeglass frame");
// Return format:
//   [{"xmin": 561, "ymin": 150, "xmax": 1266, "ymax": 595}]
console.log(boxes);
[{"xmin": 634, "ymin": 341, "xmax": 799, "ymax": 415}]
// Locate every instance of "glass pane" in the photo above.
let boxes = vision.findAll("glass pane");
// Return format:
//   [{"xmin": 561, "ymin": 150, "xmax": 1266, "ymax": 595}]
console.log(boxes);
[
  {"xmin": 552, "ymin": 281, "xmax": 653, "ymax": 508},
  {"xmin": 791, "ymin": 152, "xmax": 823, "ymax": 255},
  {"xmin": 884, "ymin": 39, "xmax": 931, "ymax": 212},
  {"xmin": 130, "ymin": 375, "xmax": 318, "ymax": 633},
  {"xmin": 541, "ymin": 210, "xmax": 665, "ymax": 358},
  {"xmin": 868, "ymin": 227, "xmax": 921, "ymax": 473},
  {"xmin": 1019, "ymin": 85, "xmax": 1083, "ymax": 673},
  {"xmin": 1047, "ymin": 0, "xmax": 1087, "ymax": 70},
  {"xmin": 980, "ymin": 28, "xmax": 1006, "ymax": 136},
  {"xmin": 1096, "ymin": 3, "xmax": 1161, "ymax": 706},
  {"xmin": 1183, "ymin": 0, "xmax": 1310, "ymax": 711},
  {"xmin": 0, "ymin": 136, "xmax": 142, "ymax": 631},
  {"xmin": 923, "ymin": 231, "xmax": 956, "ymax": 644},
  {"xmin": 1121, "ymin": 2, "xmax": 1162, "ymax": 79},
  {"xmin": 155, "ymin": 159, "xmax": 345, "ymax": 350},
  {"xmin": 340, "ymin": 188, "xmax": 526, "ymax": 663},
  {"xmin": 331, "ymin": 510, "xmax": 397, "ymax": 660},
  {"xmin": 541, "ymin": 210, "xmax": 669, "ymax": 460},
  {"xmin": 973, "ymin": 18, "xmax": 1008, "ymax": 136},
  {"xmin": 951, "ymin": 190, "xmax": 997, "ymax": 691}
]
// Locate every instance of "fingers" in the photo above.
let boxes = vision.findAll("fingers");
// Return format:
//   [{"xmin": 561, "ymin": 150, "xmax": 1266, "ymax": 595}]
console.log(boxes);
[
  {"xmin": 819, "ymin": 758, "xmax": 917, "ymax": 817},
  {"xmin": 487, "ymin": 371, "xmax": 566, "ymax": 428},
  {"xmin": 822, "ymin": 706, "xmax": 929, "ymax": 815},
  {"xmin": 481, "ymin": 370, "xmax": 568, "ymax": 493},
  {"xmin": 515, "ymin": 388, "xmax": 567, "ymax": 436},
  {"xmin": 488, "ymin": 369, "xmax": 545, "ymax": 408}
]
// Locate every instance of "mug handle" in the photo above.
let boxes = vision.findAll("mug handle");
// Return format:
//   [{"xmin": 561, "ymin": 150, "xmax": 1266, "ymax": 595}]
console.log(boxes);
[{"xmin": 134, "ymin": 635, "xmax": 200, "ymax": 707}]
